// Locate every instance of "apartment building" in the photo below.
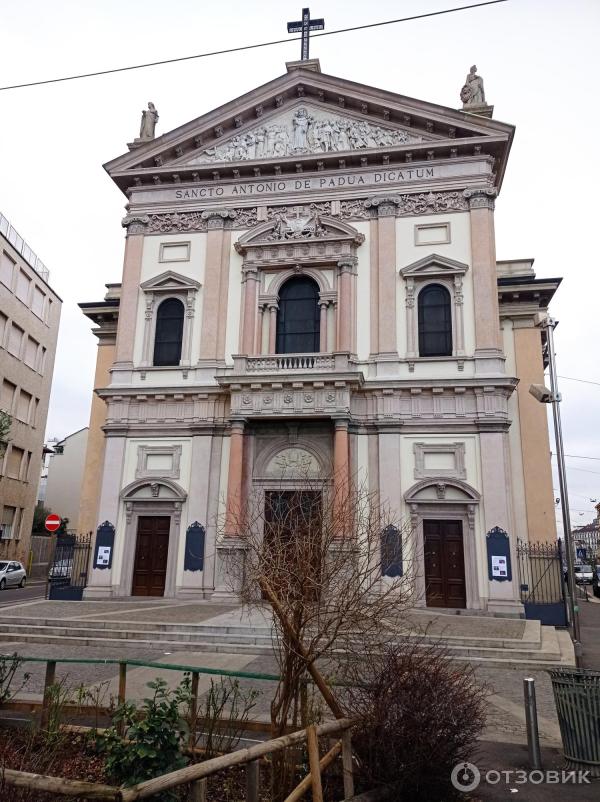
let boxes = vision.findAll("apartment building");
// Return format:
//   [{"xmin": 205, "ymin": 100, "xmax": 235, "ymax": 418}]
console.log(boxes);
[{"xmin": 0, "ymin": 212, "xmax": 61, "ymax": 563}]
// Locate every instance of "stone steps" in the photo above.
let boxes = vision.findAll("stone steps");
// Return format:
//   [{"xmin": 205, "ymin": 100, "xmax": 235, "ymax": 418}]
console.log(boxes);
[{"xmin": 0, "ymin": 616, "xmax": 572, "ymax": 669}]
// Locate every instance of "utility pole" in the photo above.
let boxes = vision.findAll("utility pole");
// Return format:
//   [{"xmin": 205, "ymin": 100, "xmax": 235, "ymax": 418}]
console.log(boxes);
[{"xmin": 531, "ymin": 314, "xmax": 582, "ymax": 665}]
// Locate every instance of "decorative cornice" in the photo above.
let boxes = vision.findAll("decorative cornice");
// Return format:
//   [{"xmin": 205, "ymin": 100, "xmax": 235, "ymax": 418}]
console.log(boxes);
[{"xmin": 463, "ymin": 187, "xmax": 497, "ymax": 210}]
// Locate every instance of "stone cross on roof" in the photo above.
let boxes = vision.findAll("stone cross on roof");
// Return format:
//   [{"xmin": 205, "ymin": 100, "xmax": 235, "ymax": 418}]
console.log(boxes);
[{"xmin": 287, "ymin": 7, "xmax": 325, "ymax": 61}]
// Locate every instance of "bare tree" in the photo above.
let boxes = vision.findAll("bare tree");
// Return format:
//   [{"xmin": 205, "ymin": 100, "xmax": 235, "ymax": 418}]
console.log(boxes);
[{"xmin": 222, "ymin": 467, "xmax": 419, "ymax": 800}]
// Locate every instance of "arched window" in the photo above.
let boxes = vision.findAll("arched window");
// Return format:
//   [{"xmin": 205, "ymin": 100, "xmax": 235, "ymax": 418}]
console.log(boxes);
[
  {"xmin": 418, "ymin": 284, "xmax": 452, "ymax": 357},
  {"xmin": 276, "ymin": 277, "xmax": 320, "ymax": 354},
  {"xmin": 153, "ymin": 298, "xmax": 184, "ymax": 366}
]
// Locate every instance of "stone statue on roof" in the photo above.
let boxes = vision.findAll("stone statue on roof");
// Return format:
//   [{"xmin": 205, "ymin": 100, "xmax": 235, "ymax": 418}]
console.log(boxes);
[
  {"xmin": 460, "ymin": 66, "xmax": 485, "ymax": 107},
  {"xmin": 139, "ymin": 102, "xmax": 159, "ymax": 140}
]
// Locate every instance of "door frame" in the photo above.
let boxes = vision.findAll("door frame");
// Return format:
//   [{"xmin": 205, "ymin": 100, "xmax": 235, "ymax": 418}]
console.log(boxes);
[
  {"xmin": 405, "ymin": 479, "xmax": 482, "ymax": 611},
  {"xmin": 118, "ymin": 480, "xmax": 186, "ymax": 598}
]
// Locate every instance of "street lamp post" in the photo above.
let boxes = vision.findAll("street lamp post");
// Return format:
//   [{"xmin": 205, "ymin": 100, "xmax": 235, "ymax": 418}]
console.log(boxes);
[{"xmin": 530, "ymin": 314, "xmax": 581, "ymax": 665}]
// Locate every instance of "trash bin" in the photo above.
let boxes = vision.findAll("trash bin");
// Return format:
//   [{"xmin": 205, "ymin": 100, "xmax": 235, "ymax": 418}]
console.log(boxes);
[{"xmin": 550, "ymin": 667, "xmax": 600, "ymax": 776}]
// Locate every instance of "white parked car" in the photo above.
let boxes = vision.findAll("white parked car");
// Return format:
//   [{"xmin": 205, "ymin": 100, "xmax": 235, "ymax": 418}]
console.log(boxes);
[{"xmin": 0, "ymin": 561, "xmax": 27, "ymax": 590}]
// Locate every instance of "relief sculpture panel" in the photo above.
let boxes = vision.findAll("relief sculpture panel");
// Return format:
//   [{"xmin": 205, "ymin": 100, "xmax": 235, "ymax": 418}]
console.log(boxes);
[{"xmin": 186, "ymin": 106, "xmax": 423, "ymax": 165}]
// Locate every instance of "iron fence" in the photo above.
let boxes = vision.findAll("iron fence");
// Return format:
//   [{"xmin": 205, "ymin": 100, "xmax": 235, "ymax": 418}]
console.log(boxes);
[{"xmin": 517, "ymin": 539, "xmax": 567, "ymax": 626}]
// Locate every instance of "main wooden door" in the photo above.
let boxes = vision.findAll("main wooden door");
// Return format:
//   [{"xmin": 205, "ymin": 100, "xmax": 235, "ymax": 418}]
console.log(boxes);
[
  {"xmin": 424, "ymin": 519, "xmax": 466, "ymax": 608},
  {"xmin": 132, "ymin": 516, "xmax": 170, "ymax": 597},
  {"xmin": 263, "ymin": 491, "xmax": 322, "ymax": 601}
]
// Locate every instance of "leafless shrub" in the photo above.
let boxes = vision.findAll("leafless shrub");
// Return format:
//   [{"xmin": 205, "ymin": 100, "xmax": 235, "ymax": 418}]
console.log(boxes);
[{"xmin": 347, "ymin": 640, "xmax": 487, "ymax": 801}]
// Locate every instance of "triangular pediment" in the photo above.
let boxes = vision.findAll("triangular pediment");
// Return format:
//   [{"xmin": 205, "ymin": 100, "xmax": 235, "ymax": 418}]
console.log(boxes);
[
  {"xmin": 400, "ymin": 253, "xmax": 469, "ymax": 277},
  {"xmin": 105, "ymin": 62, "xmax": 514, "ymax": 193},
  {"xmin": 140, "ymin": 270, "xmax": 200, "ymax": 292}
]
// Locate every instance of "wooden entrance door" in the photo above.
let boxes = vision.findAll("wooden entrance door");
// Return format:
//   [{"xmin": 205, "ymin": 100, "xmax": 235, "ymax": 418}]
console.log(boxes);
[
  {"xmin": 132, "ymin": 516, "xmax": 170, "ymax": 596},
  {"xmin": 263, "ymin": 491, "xmax": 322, "ymax": 600},
  {"xmin": 424, "ymin": 519, "xmax": 466, "ymax": 608}
]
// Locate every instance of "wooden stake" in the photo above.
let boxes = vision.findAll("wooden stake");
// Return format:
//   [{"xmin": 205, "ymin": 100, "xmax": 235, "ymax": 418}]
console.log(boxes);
[
  {"xmin": 40, "ymin": 660, "xmax": 56, "ymax": 730},
  {"xmin": 341, "ymin": 729, "xmax": 355, "ymax": 799},
  {"xmin": 190, "ymin": 778, "xmax": 207, "ymax": 802},
  {"xmin": 189, "ymin": 671, "xmax": 199, "ymax": 748},
  {"xmin": 283, "ymin": 740, "xmax": 341, "ymax": 802},
  {"xmin": 246, "ymin": 759, "xmax": 260, "ymax": 802},
  {"xmin": 306, "ymin": 725, "xmax": 323, "ymax": 802},
  {"xmin": 117, "ymin": 662, "xmax": 127, "ymax": 736}
]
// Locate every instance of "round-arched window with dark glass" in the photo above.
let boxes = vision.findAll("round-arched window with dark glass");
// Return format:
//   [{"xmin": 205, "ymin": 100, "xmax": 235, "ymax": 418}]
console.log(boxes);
[
  {"xmin": 153, "ymin": 298, "xmax": 184, "ymax": 366},
  {"xmin": 418, "ymin": 283, "xmax": 452, "ymax": 357},
  {"xmin": 276, "ymin": 277, "xmax": 320, "ymax": 354}
]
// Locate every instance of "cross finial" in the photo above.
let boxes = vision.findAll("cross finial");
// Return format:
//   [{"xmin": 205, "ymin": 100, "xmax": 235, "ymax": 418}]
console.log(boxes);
[{"xmin": 287, "ymin": 8, "xmax": 325, "ymax": 61}]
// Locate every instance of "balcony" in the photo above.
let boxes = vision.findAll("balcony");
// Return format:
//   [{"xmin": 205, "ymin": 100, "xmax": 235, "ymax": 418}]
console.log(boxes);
[
  {"xmin": 231, "ymin": 352, "xmax": 354, "ymax": 376},
  {"xmin": 220, "ymin": 352, "xmax": 363, "ymax": 419}
]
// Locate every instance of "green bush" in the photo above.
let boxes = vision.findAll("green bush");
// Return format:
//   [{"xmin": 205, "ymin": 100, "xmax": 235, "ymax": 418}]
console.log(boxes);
[{"xmin": 98, "ymin": 676, "xmax": 191, "ymax": 800}]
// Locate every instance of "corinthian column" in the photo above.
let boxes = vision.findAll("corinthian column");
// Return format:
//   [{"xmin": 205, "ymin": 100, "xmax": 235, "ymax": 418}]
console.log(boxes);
[
  {"xmin": 319, "ymin": 300, "xmax": 329, "ymax": 352},
  {"xmin": 224, "ymin": 419, "xmax": 245, "ymax": 535},
  {"xmin": 268, "ymin": 303, "xmax": 278, "ymax": 353},
  {"xmin": 336, "ymin": 257, "xmax": 357, "ymax": 352},
  {"xmin": 464, "ymin": 188, "xmax": 504, "ymax": 373},
  {"xmin": 333, "ymin": 419, "xmax": 350, "ymax": 531},
  {"xmin": 241, "ymin": 267, "xmax": 259, "ymax": 355}
]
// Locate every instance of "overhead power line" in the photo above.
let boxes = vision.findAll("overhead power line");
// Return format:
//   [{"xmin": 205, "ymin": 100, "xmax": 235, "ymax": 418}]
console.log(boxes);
[
  {"xmin": 558, "ymin": 375, "xmax": 600, "ymax": 388},
  {"xmin": 0, "ymin": 1, "xmax": 509, "ymax": 92},
  {"xmin": 552, "ymin": 453, "xmax": 600, "ymax": 463}
]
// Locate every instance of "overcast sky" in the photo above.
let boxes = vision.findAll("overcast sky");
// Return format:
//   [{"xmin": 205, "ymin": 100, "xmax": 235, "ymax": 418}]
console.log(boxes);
[{"xmin": 1, "ymin": 0, "xmax": 598, "ymax": 535}]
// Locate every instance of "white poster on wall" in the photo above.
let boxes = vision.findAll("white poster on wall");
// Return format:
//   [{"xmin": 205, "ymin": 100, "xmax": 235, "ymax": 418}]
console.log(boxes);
[
  {"xmin": 491, "ymin": 555, "xmax": 507, "ymax": 578},
  {"xmin": 97, "ymin": 546, "xmax": 111, "ymax": 566}
]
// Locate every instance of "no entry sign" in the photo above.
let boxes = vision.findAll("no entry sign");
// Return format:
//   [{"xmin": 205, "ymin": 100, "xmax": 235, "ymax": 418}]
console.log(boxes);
[{"xmin": 45, "ymin": 514, "xmax": 61, "ymax": 533}]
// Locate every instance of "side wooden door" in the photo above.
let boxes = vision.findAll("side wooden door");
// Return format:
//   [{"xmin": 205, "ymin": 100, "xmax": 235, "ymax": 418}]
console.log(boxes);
[
  {"xmin": 132, "ymin": 516, "xmax": 170, "ymax": 596},
  {"xmin": 424, "ymin": 519, "xmax": 466, "ymax": 609}
]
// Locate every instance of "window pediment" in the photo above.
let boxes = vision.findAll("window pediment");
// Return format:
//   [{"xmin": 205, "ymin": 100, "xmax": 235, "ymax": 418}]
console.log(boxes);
[
  {"xmin": 235, "ymin": 214, "xmax": 364, "ymax": 255},
  {"xmin": 399, "ymin": 253, "xmax": 468, "ymax": 279},
  {"xmin": 140, "ymin": 270, "xmax": 200, "ymax": 294}
]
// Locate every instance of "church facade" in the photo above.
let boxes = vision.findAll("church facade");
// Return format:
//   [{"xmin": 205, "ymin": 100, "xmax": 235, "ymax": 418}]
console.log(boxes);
[{"xmin": 82, "ymin": 59, "xmax": 558, "ymax": 614}]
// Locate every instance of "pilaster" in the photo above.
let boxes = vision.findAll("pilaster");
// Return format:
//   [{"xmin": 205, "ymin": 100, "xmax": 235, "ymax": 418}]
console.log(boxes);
[
  {"xmin": 113, "ymin": 232, "xmax": 144, "ymax": 372},
  {"xmin": 199, "ymin": 209, "xmax": 234, "ymax": 364},
  {"xmin": 365, "ymin": 196, "xmax": 401, "ymax": 360},
  {"xmin": 464, "ymin": 188, "xmax": 504, "ymax": 374}
]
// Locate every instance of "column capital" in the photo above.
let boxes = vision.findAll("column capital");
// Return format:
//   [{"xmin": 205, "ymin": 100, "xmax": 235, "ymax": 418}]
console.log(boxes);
[
  {"xmin": 463, "ymin": 187, "xmax": 497, "ymax": 210},
  {"xmin": 337, "ymin": 256, "xmax": 358, "ymax": 274},
  {"xmin": 333, "ymin": 417, "xmax": 350, "ymax": 430},
  {"xmin": 229, "ymin": 418, "xmax": 246, "ymax": 432},
  {"xmin": 365, "ymin": 195, "xmax": 401, "ymax": 217},
  {"xmin": 121, "ymin": 213, "xmax": 150, "ymax": 234},
  {"xmin": 201, "ymin": 208, "xmax": 237, "ymax": 229}
]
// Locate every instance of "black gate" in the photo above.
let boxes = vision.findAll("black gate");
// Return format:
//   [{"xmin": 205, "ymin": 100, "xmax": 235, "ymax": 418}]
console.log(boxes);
[
  {"xmin": 47, "ymin": 533, "xmax": 92, "ymax": 601},
  {"xmin": 517, "ymin": 539, "xmax": 567, "ymax": 627}
]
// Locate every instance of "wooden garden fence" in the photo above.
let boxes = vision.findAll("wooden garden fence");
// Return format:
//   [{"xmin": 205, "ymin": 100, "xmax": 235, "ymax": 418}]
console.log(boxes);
[{"xmin": 0, "ymin": 655, "xmax": 359, "ymax": 801}]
